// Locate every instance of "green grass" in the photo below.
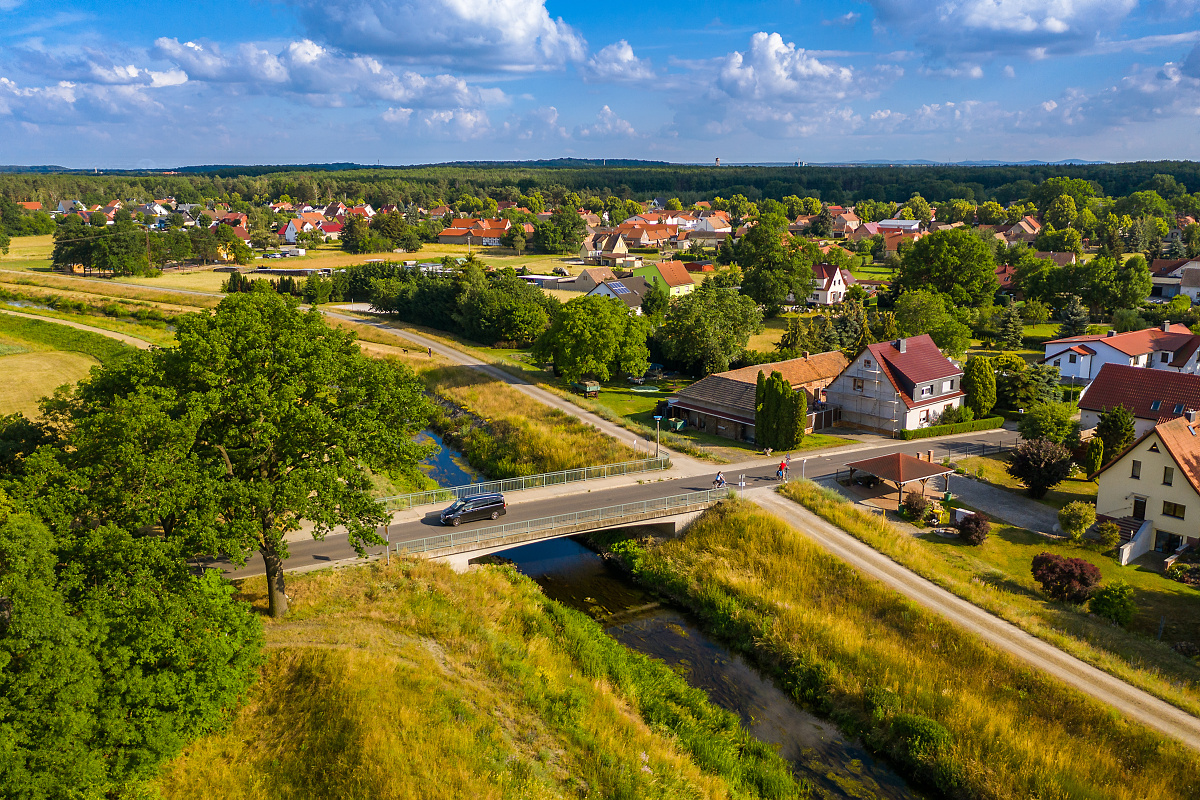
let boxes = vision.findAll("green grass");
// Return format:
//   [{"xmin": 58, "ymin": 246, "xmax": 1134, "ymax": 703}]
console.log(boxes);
[
  {"xmin": 601, "ymin": 499, "xmax": 1200, "ymax": 800},
  {"xmin": 0, "ymin": 313, "xmax": 132, "ymax": 365},
  {"xmin": 957, "ymin": 452, "xmax": 1097, "ymax": 510},
  {"xmin": 156, "ymin": 558, "xmax": 803, "ymax": 799},
  {"xmin": 779, "ymin": 479, "xmax": 1200, "ymax": 719}
]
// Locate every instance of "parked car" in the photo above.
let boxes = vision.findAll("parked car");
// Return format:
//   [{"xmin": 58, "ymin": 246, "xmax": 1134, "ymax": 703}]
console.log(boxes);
[{"xmin": 439, "ymin": 493, "xmax": 507, "ymax": 526}]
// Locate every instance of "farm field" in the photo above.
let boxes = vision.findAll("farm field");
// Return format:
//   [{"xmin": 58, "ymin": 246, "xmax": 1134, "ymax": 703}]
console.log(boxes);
[{"xmin": 0, "ymin": 350, "xmax": 98, "ymax": 417}]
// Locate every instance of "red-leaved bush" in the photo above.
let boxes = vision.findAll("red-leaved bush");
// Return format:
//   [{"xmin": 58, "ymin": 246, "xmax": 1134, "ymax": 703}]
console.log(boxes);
[{"xmin": 1031, "ymin": 551, "xmax": 1102, "ymax": 603}]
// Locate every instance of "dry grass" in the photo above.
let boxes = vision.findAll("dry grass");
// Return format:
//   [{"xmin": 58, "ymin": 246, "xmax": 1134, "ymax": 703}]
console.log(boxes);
[
  {"xmin": 0, "ymin": 269, "xmax": 222, "ymax": 308},
  {"xmin": 618, "ymin": 499, "xmax": 1200, "ymax": 799},
  {"xmin": 779, "ymin": 480, "xmax": 1200, "ymax": 719},
  {"xmin": 154, "ymin": 559, "xmax": 776, "ymax": 800},
  {"xmin": 0, "ymin": 350, "xmax": 98, "ymax": 416}
]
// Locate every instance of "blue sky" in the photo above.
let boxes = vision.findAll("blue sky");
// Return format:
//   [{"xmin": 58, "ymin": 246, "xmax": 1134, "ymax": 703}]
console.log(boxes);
[{"xmin": 2, "ymin": 0, "xmax": 1200, "ymax": 167}]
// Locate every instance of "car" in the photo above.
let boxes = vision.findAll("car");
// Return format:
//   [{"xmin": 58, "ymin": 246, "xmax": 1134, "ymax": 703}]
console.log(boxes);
[{"xmin": 439, "ymin": 493, "xmax": 507, "ymax": 526}]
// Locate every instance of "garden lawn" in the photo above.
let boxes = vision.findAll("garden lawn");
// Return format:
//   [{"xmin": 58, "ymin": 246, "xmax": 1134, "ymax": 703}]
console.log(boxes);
[
  {"xmin": 779, "ymin": 479, "xmax": 1200, "ymax": 719},
  {"xmin": 957, "ymin": 452, "xmax": 1097, "ymax": 510}
]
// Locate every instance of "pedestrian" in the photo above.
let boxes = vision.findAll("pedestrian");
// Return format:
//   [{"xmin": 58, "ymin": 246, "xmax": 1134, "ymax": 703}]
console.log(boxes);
[
  {"xmin": 427, "ymin": 346, "xmax": 432, "ymax": 358},
  {"xmin": 778, "ymin": 460, "xmax": 787, "ymax": 481},
  {"xmin": 784, "ymin": 453, "xmax": 791, "ymax": 477}
]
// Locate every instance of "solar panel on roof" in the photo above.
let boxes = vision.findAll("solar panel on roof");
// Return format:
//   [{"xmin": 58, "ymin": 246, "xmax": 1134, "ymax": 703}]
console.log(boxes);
[{"xmin": 609, "ymin": 281, "xmax": 631, "ymax": 295}]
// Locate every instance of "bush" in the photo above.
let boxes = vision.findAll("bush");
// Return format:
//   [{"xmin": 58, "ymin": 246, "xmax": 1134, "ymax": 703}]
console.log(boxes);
[
  {"xmin": 1057, "ymin": 501, "xmax": 1097, "ymax": 541},
  {"xmin": 898, "ymin": 415, "xmax": 1004, "ymax": 440},
  {"xmin": 937, "ymin": 405, "xmax": 974, "ymax": 425},
  {"xmin": 1084, "ymin": 437, "xmax": 1103, "ymax": 477},
  {"xmin": 1096, "ymin": 521, "xmax": 1122, "ymax": 551},
  {"xmin": 903, "ymin": 491, "xmax": 930, "ymax": 518},
  {"xmin": 957, "ymin": 512, "xmax": 990, "ymax": 545},
  {"xmin": 1018, "ymin": 403, "xmax": 1079, "ymax": 447},
  {"xmin": 1089, "ymin": 581, "xmax": 1137, "ymax": 627},
  {"xmin": 1031, "ymin": 552, "xmax": 1102, "ymax": 603},
  {"xmin": 1007, "ymin": 438, "xmax": 1072, "ymax": 498}
]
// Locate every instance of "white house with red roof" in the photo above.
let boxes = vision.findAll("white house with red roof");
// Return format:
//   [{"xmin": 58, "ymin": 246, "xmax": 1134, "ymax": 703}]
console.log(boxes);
[
  {"xmin": 1042, "ymin": 322, "xmax": 1200, "ymax": 384},
  {"xmin": 807, "ymin": 263, "xmax": 855, "ymax": 305},
  {"xmin": 825, "ymin": 335, "xmax": 964, "ymax": 434},
  {"xmin": 1079, "ymin": 363, "xmax": 1200, "ymax": 438},
  {"xmin": 437, "ymin": 217, "xmax": 511, "ymax": 246}
]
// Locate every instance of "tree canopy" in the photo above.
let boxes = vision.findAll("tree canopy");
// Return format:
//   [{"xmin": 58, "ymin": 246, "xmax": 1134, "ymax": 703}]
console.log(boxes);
[{"xmin": 894, "ymin": 229, "xmax": 998, "ymax": 308}]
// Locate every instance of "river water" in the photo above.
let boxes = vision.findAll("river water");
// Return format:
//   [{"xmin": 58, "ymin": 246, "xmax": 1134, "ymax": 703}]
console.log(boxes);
[
  {"xmin": 415, "ymin": 429, "xmax": 481, "ymax": 487},
  {"xmin": 493, "ymin": 536, "xmax": 921, "ymax": 800}
]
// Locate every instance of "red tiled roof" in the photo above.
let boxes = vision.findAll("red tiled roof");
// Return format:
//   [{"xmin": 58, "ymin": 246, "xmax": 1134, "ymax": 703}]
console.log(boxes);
[
  {"xmin": 1080, "ymin": 363, "xmax": 1200, "ymax": 423},
  {"xmin": 845, "ymin": 452, "xmax": 953, "ymax": 484},
  {"xmin": 18, "ymin": 201, "xmax": 41, "ymax": 211},
  {"xmin": 651, "ymin": 260, "xmax": 695, "ymax": 287},
  {"xmin": 1094, "ymin": 415, "xmax": 1200, "ymax": 494},
  {"xmin": 866, "ymin": 335, "xmax": 961, "ymax": 408},
  {"xmin": 1046, "ymin": 324, "xmax": 1197, "ymax": 358}
]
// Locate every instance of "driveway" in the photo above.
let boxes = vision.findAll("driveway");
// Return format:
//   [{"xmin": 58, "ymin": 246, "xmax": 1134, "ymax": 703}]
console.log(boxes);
[{"xmin": 945, "ymin": 474, "xmax": 1061, "ymax": 535}]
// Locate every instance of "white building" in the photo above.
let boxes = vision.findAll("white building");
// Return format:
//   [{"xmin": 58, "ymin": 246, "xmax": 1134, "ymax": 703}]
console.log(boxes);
[
  {"xmin": 1042, "ymin": 322, "xmax": 1200, "ymax": 384},
  {"xmin": 808, "ymin": 263, "xmax": 855, "ymax": 305}
]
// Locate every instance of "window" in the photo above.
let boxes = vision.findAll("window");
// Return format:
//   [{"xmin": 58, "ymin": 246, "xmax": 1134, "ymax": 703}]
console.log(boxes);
[
  {"xmin": 1164, "ymin": 466, "xmax": 1174, "ymax": 486},
  {"xmin": 1151, "ymin": 400, "xmax": 1162, "ymax": 411},
  {"xmin": 1176, "ymin": 403, "xmax": 1186, "ymax": 414},
  {"xmin": 852, "ymin": 378, "xmax": 864, "ymax": 392},
  {"xmin": 919, "ymin": 409, "xmax": 930, "ymax": 423},
  {"xmin": 1162, "ymin": 352, "xmax": 1171, "ymax": 363},
  {"xmin": 920, "ymin": 385, "xmax": 933, "ymax": 397},
  {"xmin": 1163, "ymin": 501, "xmax": 1187, "ymax": 520},
  {"xmin": 942, "ymin": 380, "xmax": 953, "ymax": 392},
  {"xmin": 1069, "ymin": 353, "xmax": 1078, "ymax": 364},
  {"xmin": 1053, "ymin": 359, "xmax": 1061, "ymax": 368},
  {"xmin": 864, "ymin": 359, "xmax": 872, "ymax": 368},
  {"xmin": 1131, "ymin": 460, "xmax": 1142, "ymax": 479}
]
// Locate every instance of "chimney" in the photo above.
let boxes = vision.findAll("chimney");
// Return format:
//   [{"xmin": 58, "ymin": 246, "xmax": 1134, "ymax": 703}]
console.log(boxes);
[
  {"xmin": 1106, "ymin": 330, "xmax": 1116, "ymax": 338},
  {"xmin": 1162, "ymin": 320, "xmax": 1171, "ymax": 332},
  {"xmin": 927, "ymin": 449, "xmax": 934, "ymax": 462},
  {"xmin": 1187, "ymin": 410, "xmax": 1198, "ymax": 424},
  {"xmin": 803, "ymin": 351, "xmax": 810, "ymax": 360},
  {"xmin": 896, "ymin": 338, "xmax": 907, "ymax": 353}
]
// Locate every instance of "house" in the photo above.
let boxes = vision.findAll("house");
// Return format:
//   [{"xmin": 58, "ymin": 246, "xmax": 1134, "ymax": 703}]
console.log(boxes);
[
  {"xmin": 832, "ymin": 210, "xmax": 860, "ymax": 238},
  {"xmin": 574, "ymin": 266, "xmax": 618, "ymax": 293},
  {"xmin": 883, "ymin": 230, "xmax": 924, "ymax": 255},
  {"xmin": 318, "ymin": 222, "xmax": 344, "ymax": 240},
  {"xmin": 1041, "ymin": 322, "xmax": 1200, "ymax": 383},
  {"xmin": 631, "ymin": 261, "xmax": 695, "ymax": 296},
  {"xmin": 17, "ymin": 201, "xmax": 41, "ymax": 212},
  {"xmin": 995, "ymin": 264, "xmax": 1018, "ymax": 296},
  {"xmin": 586, "ymin": 277, "xmax": 650, "ymax": 314},
  {"xmin": 667, "ymin": 351, "xmax": 849, "ymax": 441},
  {"xmin": 1079, "ymin": 363, "xmax": 1200, "ymax": 438},
  {"xmin": 1093, "ymin": 413, "xmax": 1200, "ymax": 564},
  {"xmin": 808, "ymin": 263, "xmax": 856, "ymax": 305},
  {"xmin": 437, "ymin": 217, "xmax": 511, "ymax": 246},
  {"xmin": 1149, "ymin": 258, "xmax": 1194, "ymax": 299},
  {"xmin": 281, "ymin": 219, "xmax": 315, "ymax": 243},
  {"xmin": 789, "ymin": 215, "xmax": 816, "ymax": 234},
  {"xmin": 1180, "ymin": 266, "xmax": 1200, "ymax": 303},
  {"xmin": 617, "ymin": 223, "xmax": 676, "ymax": 248},
  {"xmin": 877, "ymin": 218, "xmax": 922, "ymax": 233},
  {"xmin": 1034, "ymin": 251, "xmax": 1077, "ymax": 267},
  {"xmin": 427, "ymin": 205, "xmax": 453, "ymax": 218},
  {"xmin": 999, "ymin": 215, "xmax": 1042, "ymax": 244},
  {"xmin": 579, "ymin": 233, "xmax": 636, "ymax": 268},
  {"xmin": 824, "ymin": 335, "xmax": 965, "ymax": 434},
  {"xmin": 848, "ymin": 221, "xmax": 882, "ymax": 242}
]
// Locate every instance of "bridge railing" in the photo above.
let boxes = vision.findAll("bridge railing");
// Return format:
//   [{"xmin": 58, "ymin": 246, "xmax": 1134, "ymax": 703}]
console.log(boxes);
[
  {"xmin": 397, "ymin": 487, "xmax": 735, "ymax": 555},
  {"xmin": 377, "ymin": 456, "xmax": 672, "ymax": 511}
]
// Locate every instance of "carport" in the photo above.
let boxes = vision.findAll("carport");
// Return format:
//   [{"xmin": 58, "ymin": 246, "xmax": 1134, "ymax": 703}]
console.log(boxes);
[{"xmin": 845, "ymin": 453, "xmax": 953, "ymax": 508}]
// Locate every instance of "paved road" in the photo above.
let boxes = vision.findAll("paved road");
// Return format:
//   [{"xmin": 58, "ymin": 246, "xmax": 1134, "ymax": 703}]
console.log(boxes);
[
  {"xmin": 220, "ymin": 428, "xmax": 1013, "ymax": 578},
  {"xmin": 0, "ymin": 307, "xmax": 154, "ymax": 349},
  {"xmin": 948, "ymin": 473, "xmax": 1062, "ymax": 535},
  {"xmin": 751, "ymin": 489, "xmax": 1200, "ymax": 753}
]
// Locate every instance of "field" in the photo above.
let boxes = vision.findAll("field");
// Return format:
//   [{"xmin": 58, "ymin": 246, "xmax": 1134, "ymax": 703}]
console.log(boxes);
[
  {"xmin": 779, "ymin": 480, "xmax": 1200, "ymax": 718},
  {"xmin": 0, "ymin": 350, "xmax": 97, "ymax": 417},
  {"xmin": 601, "ymin": 499, "xmax": 1200, "ymax": 800},
  {"xmin": 957, "ymin": 452, "xmax": 1098, "ymax": 509},
  {"xmin": 155, "ymin": 559, "xmax": 802, "ymax": 799}
]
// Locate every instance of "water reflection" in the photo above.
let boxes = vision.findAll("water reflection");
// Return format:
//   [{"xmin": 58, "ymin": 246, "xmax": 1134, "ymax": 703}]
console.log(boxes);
[{"xmin": 415, "ymin": 429, "xmax": 481, "ymax": 486}]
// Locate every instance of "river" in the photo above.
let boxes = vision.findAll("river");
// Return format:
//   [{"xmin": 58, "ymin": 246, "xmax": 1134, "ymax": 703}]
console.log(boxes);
[
  {"xmin": 492, "ymin": 536, "xmax": 921, "ymax": 800},
  {"xmin": 415, "ymin": 429, "xmax": 481, "ymax": 487}
]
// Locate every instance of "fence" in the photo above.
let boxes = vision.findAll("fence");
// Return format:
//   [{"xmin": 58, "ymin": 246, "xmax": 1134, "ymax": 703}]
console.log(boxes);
[
  {"xmin": 807, "ymin": 404, "xmax": 840, "ymax": 431},
  {"xmin": 832, "ymin": 435, "xmax": 1021, "ymax": 484},
  {"xmin": 395, "ymin": 487, "xmax": 736, "ymax": 555},
  {"xmin": 377, "ymin": 457, "xmax": 672, "ymax": 511}
]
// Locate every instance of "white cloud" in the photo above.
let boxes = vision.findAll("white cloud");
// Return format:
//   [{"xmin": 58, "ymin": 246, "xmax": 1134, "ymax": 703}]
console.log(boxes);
[
  {"xmin": 575, "ymin": 105, "xmax": 637, "ymax": 138},
  {"xmin": 823, "ymin": 12, "xmax": 861, "ymax": 26},
  {"xmin": 419, "ymin": 108, "xmax": 492, "ymax": 139},
  {"xmin": 295, "ymin": 0, "xmax": 586, "ymax": 71},
  {"xmin": 919, "ymin": 64, "xmax": 984, "ymax": 79},
  {"xmin": 0, "ymin": 77, "xmax": 162, "ymax": 124},
  {"xmin": 583, "ymin": 41, "xmax": 654, "ymax": 82},
  {"xmin": 868, "ymin": 0, "xmax": 1139, "ymax": 59},
  {"xmin": 1004, "ymin": 65, "xmax": 1017, "ymax": 77},
  {"xmin": 717, "ymin": 32, "xmax": 855, "ymax": 102}
]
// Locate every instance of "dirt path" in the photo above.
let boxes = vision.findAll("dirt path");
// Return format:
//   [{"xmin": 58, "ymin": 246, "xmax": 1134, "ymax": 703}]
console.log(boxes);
[
  {"xmin": 750, "ymin": 488, "xmax": 1200, "ymax": 752},
  {"xmin": 0, "ymin": 308, "xmax": 153, "ymax": 350}
]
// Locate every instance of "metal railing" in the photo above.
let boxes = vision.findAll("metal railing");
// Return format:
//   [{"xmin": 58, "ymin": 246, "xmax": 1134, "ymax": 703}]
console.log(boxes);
[
  {"xmin": 377, "ymin": 457, "xmax": 672, "ymax": 511},
  {"xmin": 397, "ymin": 487, "xmax": 735, "ymax": 555}
]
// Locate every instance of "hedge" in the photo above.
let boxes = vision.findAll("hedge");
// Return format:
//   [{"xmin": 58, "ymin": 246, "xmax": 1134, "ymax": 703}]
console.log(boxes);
[
  {"xmin": 627, "ymin": 247, "xmax": 660, "ymax": 254},
  {"xmin": 1060, "ymin": 385, "xmax": 1083, "ymax": 402},
  {"xmin": 899, "ymin": 416, "xmax": 1005, "ymax": 440}
]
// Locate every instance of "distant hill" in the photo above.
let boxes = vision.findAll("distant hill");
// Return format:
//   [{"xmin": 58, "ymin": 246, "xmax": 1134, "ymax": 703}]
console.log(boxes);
[{"xmin": 0, "ymin": 164, "xmax": 70, "ymax": 173}]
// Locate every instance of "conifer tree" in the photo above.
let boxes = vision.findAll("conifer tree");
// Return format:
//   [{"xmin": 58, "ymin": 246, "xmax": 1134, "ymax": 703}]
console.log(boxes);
[
  {"xmin": 997, "ymin": 304, "xmax": 1025, "ymax": 350},
  {"xmin": 1057, "ymin": 294, "xmax": 1090, "ymax": 338}
]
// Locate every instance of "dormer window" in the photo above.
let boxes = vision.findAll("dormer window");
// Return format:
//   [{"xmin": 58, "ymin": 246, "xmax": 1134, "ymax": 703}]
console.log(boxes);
[
  {"xmin": 920, "ymin": 385, "xmax": 933, "ymax": 397},
  {"xmin": 1175, "ymin": 404, "xmax": 1185, "ymax": 414},
  {"xmin": 1162, "ymin": 352, "xmax": 1171, "ymax": 363}
]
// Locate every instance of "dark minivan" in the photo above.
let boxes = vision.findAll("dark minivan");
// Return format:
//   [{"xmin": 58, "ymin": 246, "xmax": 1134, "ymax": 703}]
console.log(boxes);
[{"xmin": 439, "ymin": 493, "xmax": 507, "ymax": 526}]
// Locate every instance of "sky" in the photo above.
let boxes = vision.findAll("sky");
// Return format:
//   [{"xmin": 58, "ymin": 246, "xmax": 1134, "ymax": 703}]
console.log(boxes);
[{"xmin": 2, "ymin": 0, "xmax": 1200, "ymax": 168}]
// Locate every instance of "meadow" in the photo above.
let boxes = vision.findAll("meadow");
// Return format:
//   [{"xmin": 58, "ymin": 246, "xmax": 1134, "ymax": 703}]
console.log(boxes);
[
  {"xmin": 156, "ymin": 558, "xmax": 804, "ymax": 799},
  {"xmin": 779, "ymin": 480, "xmax": 1200, "ymax": 718},
  {"xmin": 600, "ymin": 499, "xmax": 1200, "ymax": 800}
]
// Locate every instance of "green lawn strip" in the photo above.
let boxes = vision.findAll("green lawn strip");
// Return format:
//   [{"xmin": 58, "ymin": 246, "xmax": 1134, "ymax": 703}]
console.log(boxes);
[
  {"xmin": 956, "ymin": 453, "xmax": 1097, "ymax": 510},
  {"xmin": 0, "ymin": 302, "xmax": 176, "ymax": 347},
  {"xmin": 595, "ymin": 499, "xmax": 1200, "ymax": 800},
  {"xmin": 0, "ymin": 313, "xmax": 132, "ymax": 365},
  {"xmin": 778, "ymin": 479, "xmax": 1200, "ymax": 719}
]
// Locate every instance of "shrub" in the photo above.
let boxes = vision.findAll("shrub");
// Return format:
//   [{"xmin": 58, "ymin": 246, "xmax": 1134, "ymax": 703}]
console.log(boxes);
[
  {"xmin": 1057, "ymin": 501, "xmax": 1097, "ymax": 542},
  {"xmin": 1089, "ymin": 581, "xmax": 1137, "ymax": 627},
  {"xmin": 903, "ymin": 491, "xmax": 930, "ymax": 518},
  {"xmin": 898, "ymin": 415, "xmax": 1004, "ymax": 440},
  {"xmin": 937, "ymin": 405, "xmax": 974, "ymax": 425},
  {"xmin": 1095, "ymin": 521, "xmax": 1122, "ymax": 551},
  {"xmin": 1007, "ymin": 438, "xmax": 1072, "ymax": 498},
  {"xmin": 1084, "ymin": 437, "xmax": 1103, "ymax": 477},
  {"xmin": 1031, "ymin": 552, "xmax": 1102, "ymax": 603},
  {"xmin": 957, "ymin": 512, "xmax": 990, "ymax": 545},
  {"xmin": 1018, "ymin": 403, "xmax": 1079, "ymax": 447}
]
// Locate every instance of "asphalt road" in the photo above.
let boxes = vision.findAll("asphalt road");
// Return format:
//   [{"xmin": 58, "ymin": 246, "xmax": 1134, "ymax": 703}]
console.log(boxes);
[{"xmin": 221, "ymin": 428, "xmax": 1014, "ymax": 578}]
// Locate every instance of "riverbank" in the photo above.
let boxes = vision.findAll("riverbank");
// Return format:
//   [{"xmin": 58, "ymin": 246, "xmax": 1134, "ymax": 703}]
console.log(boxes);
[
  {"xmin": 593, "ymin": 499, "xmax": 1200, "ymax": 800},
  {"xmin": 157, "ymin": 559, "xmax": 804, "ymax": 798}
]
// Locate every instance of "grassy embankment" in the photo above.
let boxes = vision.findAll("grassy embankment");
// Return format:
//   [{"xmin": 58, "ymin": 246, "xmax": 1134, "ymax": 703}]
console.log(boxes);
[
  {"xmin": 956, "ymin": 452, "xmax": 1097, "ymax": 510},
  {"xmin": 778, "ymin": 480, "xmax": 1200, "ymax": 717},
  {"xmin": 156, "ymin": 559, "xmax": 805, "ymax": 799},
  {"xmin": 598, "ymin": 499, "xmax": 1200, "ymax": 800},
  {"xmin": 0, "ymin": 313, "xmax": 133, "ymax": 417}
]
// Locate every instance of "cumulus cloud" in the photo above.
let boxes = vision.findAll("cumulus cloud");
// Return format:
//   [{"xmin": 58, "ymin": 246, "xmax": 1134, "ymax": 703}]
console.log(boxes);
[
  {"xmin": 0, "ymin": 77, "xmax": 162, "ymax": 124},
  {"xmin": 582, "ymin": 41, "xmax": 654, "ymax": 82},
  {"xmin": 152, "ymin": 37, "xmax": 500, "ymax": 109},
  {"xmin": 868, "ymin": 0, "xmax": 1139, "ymax": 60},
  {"xmin": 294, "ymin": 0, "xmax": 586, "ymax": 71},
  {"xmin": 575, "ymin": 105, "xmax": 637, "ymax": 138},
  {"xmin": 717, "ymin": 32, "xmax": 856, "ymax": 102}
]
